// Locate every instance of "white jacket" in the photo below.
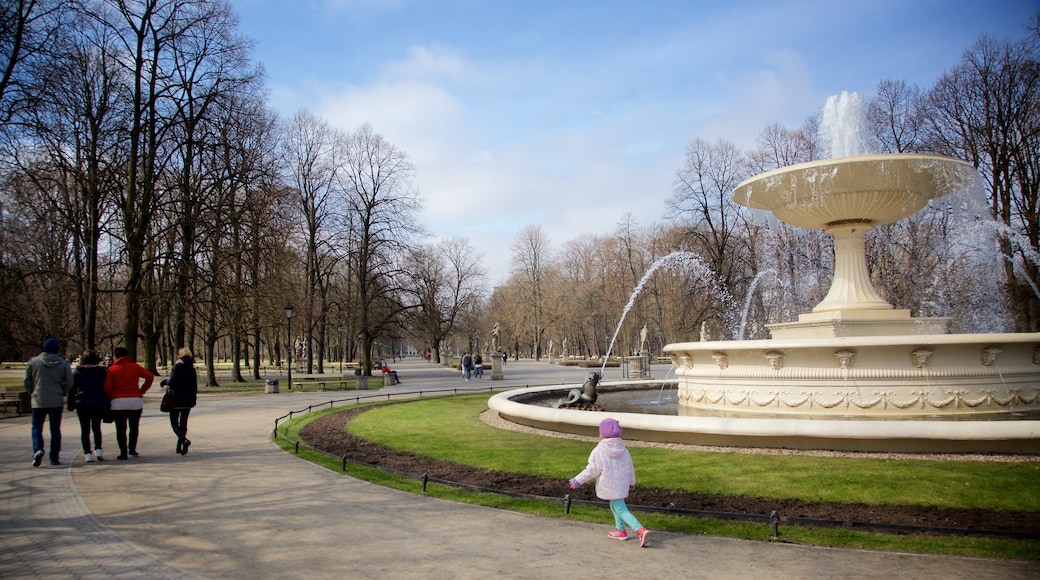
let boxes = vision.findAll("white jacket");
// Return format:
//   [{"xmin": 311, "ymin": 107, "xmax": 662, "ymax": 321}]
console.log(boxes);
[{"xmin": 572, "ymin": 437, "xmax": 636, "ymax": 500}]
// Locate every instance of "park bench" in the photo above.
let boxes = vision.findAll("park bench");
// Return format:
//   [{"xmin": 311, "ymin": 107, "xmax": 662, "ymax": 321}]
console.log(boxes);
[
  {"xmin": 290, "ymin": 376, "xmax": 358, "ymax": 391},
  {"xmin": 292, "ymin": 377, "xmax": 326, "ymax": 391},
  {"xmin": 0, "ymin": 387, "xmax": 28, "ymax": 416}
]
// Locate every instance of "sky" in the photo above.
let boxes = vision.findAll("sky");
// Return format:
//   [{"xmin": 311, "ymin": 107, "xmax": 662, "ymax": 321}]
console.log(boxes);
[{"xmin": 227, "ymin": 0, "xmax": 1038, "ymax": 286}]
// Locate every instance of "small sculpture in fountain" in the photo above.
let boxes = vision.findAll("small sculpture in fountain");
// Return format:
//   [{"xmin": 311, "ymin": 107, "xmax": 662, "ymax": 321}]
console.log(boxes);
[{"xmin": 554, "ymin": 372, "xmax": 602, "ymax": 410}]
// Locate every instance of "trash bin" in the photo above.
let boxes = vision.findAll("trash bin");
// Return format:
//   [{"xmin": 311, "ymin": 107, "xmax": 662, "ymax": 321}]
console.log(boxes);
[
  {"xmin": 356, "ymin": 374, "xmax": 368, "ymax": 390},
  {"xmin": 265, "ymin": 379, "xmax": 279, "ymax": 394}
]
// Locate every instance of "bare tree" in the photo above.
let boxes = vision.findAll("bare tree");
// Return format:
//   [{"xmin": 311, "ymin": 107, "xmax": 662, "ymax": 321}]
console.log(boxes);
[
  {"xmin": 339, "ymin": 122, "xmax": 423, "ymax": 374},
  {"xmin": 81, "ymin": 0, "xmax": 229, "ymax": 366},
  {"xmin": 867, "ymin": 79, "xmax": 928, "ymax": 153},
  {"xmin": 165, "ymin": 0, "xmax": 256, "ymax": 358},
  {"xmin": 555, "ymin": 234, "xmax": 601, "ymax": 357},
  {"xmin": 404, "ymin": 238, "xmax": 486, "ymax": 363},
  {"xmin": 666, "ymin": 138, "xmax": 755, "ymax": 331},
  {"xmin": 927, "ymin": 34, "xmax": 1040, "ymax": 329},
  {"xmin": 510, "ymin": 224, "xmax": 557, "ymax": 359},
  {"xmin": 0, "ymin": 0, "xmax": 72, "ymax": 124},
  {"xmin": 279, "ymin": 110, "xmax": 343, "ymax": 373},
  {"xmin": 2, "ymin": 8, "xmax": 129, "ymax": 354}
]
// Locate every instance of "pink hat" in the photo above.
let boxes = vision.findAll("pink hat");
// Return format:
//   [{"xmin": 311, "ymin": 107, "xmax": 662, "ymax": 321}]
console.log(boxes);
[{"xmin": 599, "ymin": 418, "xmax": 622, "ymax": 438}]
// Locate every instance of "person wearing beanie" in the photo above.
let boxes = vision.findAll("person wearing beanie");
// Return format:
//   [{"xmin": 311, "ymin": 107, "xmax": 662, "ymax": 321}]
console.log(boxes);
[
  {"xmin": 24, "ymin": 338, "xmax": 74, "ymax": 466},
  {"xmin": 568, "ymin": 417, "xmax": 650, "ymax": 547},
  {"xmin": 103, "ymin": 346, "xmax": 154, "ymax": 460}
]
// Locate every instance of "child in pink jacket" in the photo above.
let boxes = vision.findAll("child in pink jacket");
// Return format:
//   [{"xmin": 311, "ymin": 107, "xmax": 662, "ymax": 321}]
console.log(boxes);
[{"xmin": 569, "ymin": 417, "xmax": 650, "ymax": 547}]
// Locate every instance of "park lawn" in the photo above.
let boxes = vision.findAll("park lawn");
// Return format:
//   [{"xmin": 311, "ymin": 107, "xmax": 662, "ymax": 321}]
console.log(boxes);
[
  {"xmin": 278, "ymin": 395, "xmax": 1040, "ymax": 560},
  {"xmin": 346, "ymin": 393, "xmax": 1040, "ymax": 513}
]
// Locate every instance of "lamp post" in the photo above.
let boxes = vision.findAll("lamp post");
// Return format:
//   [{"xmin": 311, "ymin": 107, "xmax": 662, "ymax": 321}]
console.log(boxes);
[{"xmin": 285, "ymin": 304, "xmax": 294, "ymax": 390}]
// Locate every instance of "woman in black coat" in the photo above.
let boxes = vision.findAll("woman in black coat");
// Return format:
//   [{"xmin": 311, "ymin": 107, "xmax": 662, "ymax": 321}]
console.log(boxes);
[
  {"xmin": 72, "ymin": 351, "xmax": 109, "ymax": 462},
  {"xmin": 165, "ymin": 348, "xmax": 198, "ymax": 455}
]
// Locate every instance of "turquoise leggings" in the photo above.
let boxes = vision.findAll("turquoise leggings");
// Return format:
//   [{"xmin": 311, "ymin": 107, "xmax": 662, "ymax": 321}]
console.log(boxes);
[{"xmin": 609, "ymin": 499, "xmax": 643, "ymax": 531}]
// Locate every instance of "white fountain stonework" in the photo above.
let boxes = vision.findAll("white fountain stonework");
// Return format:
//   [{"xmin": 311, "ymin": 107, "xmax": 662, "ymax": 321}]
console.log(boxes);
[
  {"xmin": 658, "ymin": 153, "xmax": 1040, "ymax": 451},
  {"xmin": 490, "ymin": 150, "xmax": 1040, "ymax": 453},
  {"xmin": 492, "ymin": 91, "xmax": 1040, "ymax": 455}
]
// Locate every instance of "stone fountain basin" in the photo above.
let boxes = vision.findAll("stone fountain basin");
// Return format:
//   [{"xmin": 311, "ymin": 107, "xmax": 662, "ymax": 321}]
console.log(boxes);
[
  {"xmin": 488, "ymin": 379, "xmax": 1040, "ymax": 454},
  {"xmin": 665, "ymin": 333, "xmax": 1040, "ymax": 420},
  {"xmin": 733, "ymin": 153, "xmax": 977, "ymax": 230}
]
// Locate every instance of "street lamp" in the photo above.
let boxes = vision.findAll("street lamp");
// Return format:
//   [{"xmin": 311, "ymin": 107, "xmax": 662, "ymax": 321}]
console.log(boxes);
[{"xmin": 285, "ymin": 304, "xmax": 295, "ymax": 390}]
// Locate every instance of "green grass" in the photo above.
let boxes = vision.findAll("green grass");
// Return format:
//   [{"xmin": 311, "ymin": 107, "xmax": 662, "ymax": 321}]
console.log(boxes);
[
  {"xmin": 274, "ymin": 394, "xmax": 1039, "ymax": 560},
  {"xmin": 346, "ymin": 395, "xmax": 1040, "ymax": 511}
]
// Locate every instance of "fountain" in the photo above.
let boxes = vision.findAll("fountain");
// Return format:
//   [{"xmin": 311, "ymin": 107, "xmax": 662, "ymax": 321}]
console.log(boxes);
[{"xmin": 489, "ymin": 94, "xmax": 1040, "ymax": 453}]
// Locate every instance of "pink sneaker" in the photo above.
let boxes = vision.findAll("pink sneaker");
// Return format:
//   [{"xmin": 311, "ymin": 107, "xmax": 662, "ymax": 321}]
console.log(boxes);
[
  {"xmin": 607, "ymin": 529, "xmax": 628, "ymax": 541},
  {"xmin": 637, "ymin": 527, "xmax": 650, "ymax": 547}
]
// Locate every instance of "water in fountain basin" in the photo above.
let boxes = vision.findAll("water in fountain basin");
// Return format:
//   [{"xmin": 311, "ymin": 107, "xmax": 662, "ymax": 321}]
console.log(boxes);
[
  {"xmin": 656, "ymin": 365, "xmax": 678, "ymax": 403},
  {"xmin": 518, "ymin": 388, "xmax": 1040, "ymax": 420}
]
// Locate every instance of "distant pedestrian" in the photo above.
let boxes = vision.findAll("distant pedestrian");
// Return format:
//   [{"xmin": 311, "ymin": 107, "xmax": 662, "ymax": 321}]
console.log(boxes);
[
  {"xmin": 461, "ymin": 352, "xmax": 473, "ymax": 381},
  {"xmin": 502, "ymin": 351, "xmax": 507, "ymax": 365},
  {"xmin": 569, "ymin": 417, "xmax": 650, "ymax": 547},
  {"xmin": 164, "ymin": 347, "xmax": 198, "ymax": 455},
  {"xmin": 72, "ymin": 350, "xmax": 108, "ymax": 462},
  {"xmin": 474, "ymin": 353, "xmax": 483, "ymax": 378},
  {"xmin": 103, "ymin": 346, "xmax": 154, "ymax": 460},
  {"xmin": 102, "ymin": 353, "xmax": 113, "ymax": 367},
  {"xmin": 24, "ymin": 338, "xmax": 73, "ymax": 466}
]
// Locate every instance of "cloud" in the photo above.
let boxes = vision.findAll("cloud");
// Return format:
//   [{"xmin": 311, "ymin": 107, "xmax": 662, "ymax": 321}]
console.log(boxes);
[{"xmin": 294, "ymin": 41, "xmax": 709, "ymax": 283}]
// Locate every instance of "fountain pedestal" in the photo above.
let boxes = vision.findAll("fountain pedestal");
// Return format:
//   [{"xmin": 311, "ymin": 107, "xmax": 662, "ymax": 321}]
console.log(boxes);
[{"xmin": 768, "ymin": 220, "xmax": 951, "ymax": 338}]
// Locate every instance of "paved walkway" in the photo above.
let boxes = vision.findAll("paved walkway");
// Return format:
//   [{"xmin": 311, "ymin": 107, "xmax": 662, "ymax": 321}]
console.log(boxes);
[{"xmin": 0, "ymin": 358, "xmax": 1034, "ymax": 579}]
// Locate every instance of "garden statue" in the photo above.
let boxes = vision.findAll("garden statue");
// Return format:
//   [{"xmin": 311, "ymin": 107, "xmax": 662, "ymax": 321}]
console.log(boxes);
[{"xmin": 554, "ymin": 372, "xmax": 602, "ymax": 410}]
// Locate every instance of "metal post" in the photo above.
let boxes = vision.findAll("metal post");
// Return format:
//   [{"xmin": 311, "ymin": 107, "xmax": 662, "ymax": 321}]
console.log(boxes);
[{"xmin": 285, "ymin": 304, "xmax": 294, "ymax": 391}]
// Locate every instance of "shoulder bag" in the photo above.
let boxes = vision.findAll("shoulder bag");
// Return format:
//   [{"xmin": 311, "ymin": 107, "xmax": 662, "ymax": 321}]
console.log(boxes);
[{"xmin": 160, "ymin": 387, "xmax": 175, "ymax": 413}]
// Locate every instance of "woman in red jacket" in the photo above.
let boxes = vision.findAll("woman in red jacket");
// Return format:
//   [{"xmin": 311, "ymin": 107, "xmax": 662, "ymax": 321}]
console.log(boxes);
[{"xmin": 103, "ymin": 346, "xmax": 154, "ymax": 460}]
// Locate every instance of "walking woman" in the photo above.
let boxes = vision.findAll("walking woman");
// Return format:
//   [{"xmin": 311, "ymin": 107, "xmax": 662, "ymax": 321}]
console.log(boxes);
[
  {"xmin": 103, "ymin": 347, "xmax": 154, "ymax": 460},
  {"xmin": 72, "ymin": 351, "xmax": 108, "ymax": 462},
  {"xmin": 165, "ymin": 347, "xmax": 198, "ymax": 455}
]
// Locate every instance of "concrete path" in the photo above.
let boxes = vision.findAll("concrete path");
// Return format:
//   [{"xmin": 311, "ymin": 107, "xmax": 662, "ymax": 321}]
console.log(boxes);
[{"xmin": 0, "ymin": 358, "xmax": 1034, "ymax": 579}]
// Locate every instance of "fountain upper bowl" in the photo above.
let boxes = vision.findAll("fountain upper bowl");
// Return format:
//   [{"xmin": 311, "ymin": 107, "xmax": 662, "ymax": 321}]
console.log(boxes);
[{"xmin": 733, "ymin": 153, "xmax": 977, "ymax": 230}]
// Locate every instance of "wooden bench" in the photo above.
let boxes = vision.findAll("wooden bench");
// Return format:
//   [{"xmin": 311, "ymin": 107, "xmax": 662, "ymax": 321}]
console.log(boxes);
[
  {"xmin": 292, "ymin": 376, "xmax": 362, "ymax": 391},
  {"xmin": 0, "ymin": 388, "xmax": 27, "ymax": 415}
]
